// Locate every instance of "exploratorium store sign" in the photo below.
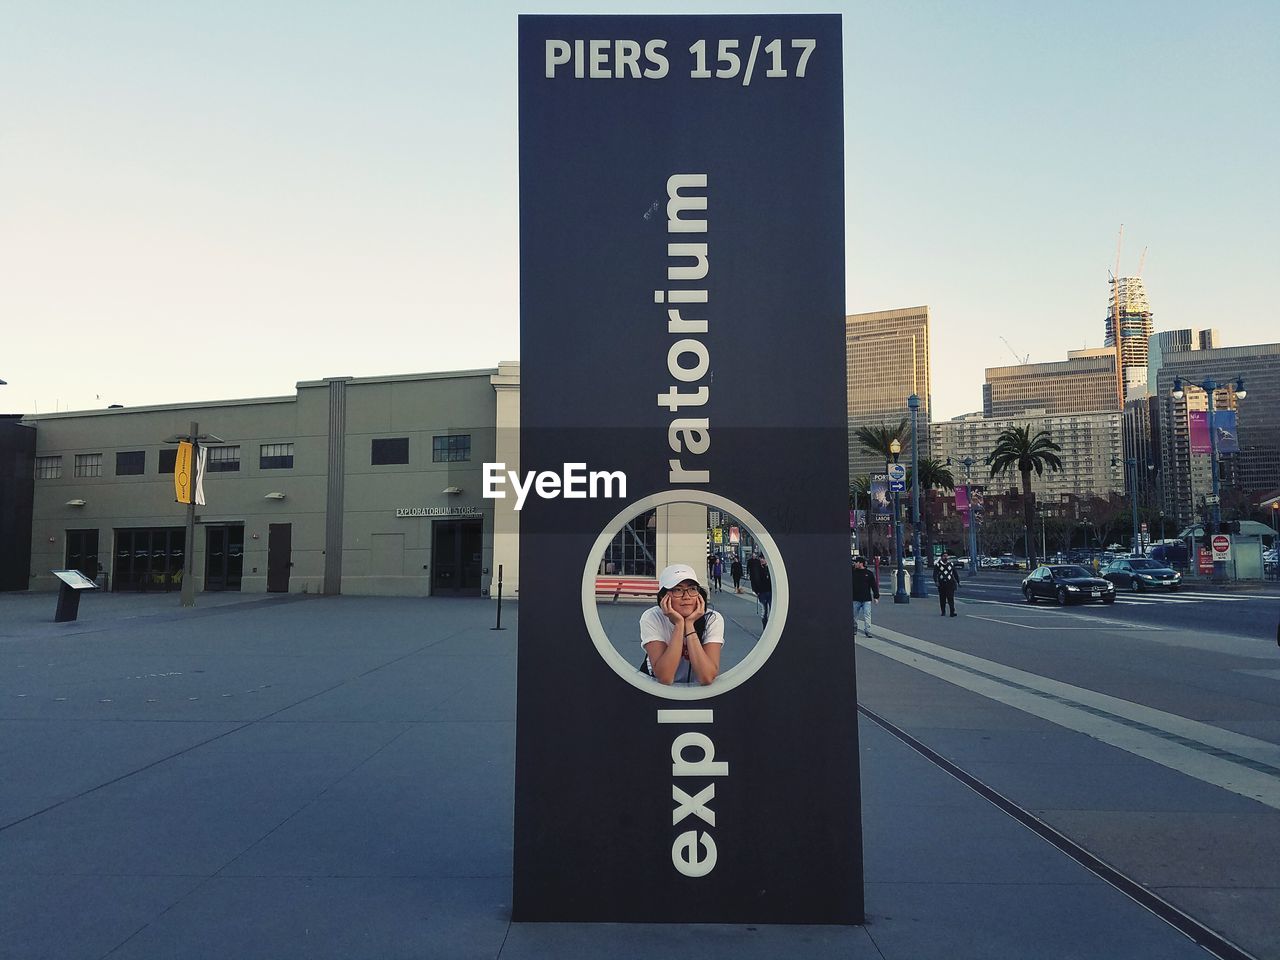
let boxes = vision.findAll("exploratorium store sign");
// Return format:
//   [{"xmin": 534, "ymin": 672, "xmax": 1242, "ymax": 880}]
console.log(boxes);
[{"xmin": 394, "ymin": 506, "xmax": 483, "ymax": 518}]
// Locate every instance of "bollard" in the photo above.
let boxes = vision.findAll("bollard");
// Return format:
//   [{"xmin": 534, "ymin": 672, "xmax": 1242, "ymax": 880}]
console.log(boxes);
[{"xmin": 491, "ymin": 564, "xmax": 506, "ymax": 630}]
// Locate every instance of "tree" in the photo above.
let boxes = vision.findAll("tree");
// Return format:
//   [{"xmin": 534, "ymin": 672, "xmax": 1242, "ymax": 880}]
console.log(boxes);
[
  {"xmin": 978, "ymin": 514, "xmax": 1022, "ymax": 555},
  {"xmin": 854, "ymin": 419, "xmax": 910, "ymax": 463},
  {"xmin": 908, "ymin": 458, "xmax": 956, "ymax": 566},
  {"xmin": 987, "ymin": 425, "xmax": 1063, "ymax": 569}
]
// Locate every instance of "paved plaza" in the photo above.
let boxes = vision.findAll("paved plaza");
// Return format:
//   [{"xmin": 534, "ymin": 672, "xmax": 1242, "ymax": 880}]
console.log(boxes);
[{"xmin": 0, "ymin": 591, "xmax": 1227, "ymax": 959}]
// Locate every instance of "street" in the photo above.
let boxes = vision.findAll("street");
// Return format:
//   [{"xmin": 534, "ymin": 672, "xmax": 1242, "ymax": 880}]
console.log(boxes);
[{"xmin": 858, "ymin": 572, "xmax": 1280, "ymax": 959}]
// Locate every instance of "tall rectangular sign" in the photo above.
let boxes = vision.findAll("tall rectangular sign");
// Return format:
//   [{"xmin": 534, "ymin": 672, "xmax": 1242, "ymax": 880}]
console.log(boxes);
[{"xmin": 516, "ymin": 14, "xmax": 861, "ymax": 924}]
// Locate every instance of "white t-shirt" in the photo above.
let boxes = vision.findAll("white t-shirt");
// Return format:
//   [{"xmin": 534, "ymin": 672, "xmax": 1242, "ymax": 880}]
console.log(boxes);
[{"xmin": 639, "ymin": 605, "xmax": 725, "ymax": 683}]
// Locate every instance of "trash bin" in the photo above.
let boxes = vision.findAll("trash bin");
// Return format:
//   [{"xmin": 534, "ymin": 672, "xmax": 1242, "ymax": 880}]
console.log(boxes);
[{"xmin": 892, "ymin": 570, "xmax": 912, "ymax": 594}]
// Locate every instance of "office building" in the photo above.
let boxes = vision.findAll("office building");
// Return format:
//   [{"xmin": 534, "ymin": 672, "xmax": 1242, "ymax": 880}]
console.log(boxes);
[
  {"xmin": 930, "ymin": 410, "xmax": 1123, "ymax": 502},
  {"xmin": 1154, "ymin": 342, "xmax": 1280, "ymax": 526},
  {"xmin": 1122, "ymin": 396, "xmax": 1162, "ymax": 509},
  {"xmin": 20, "ymin": 365, "xmax": 523, "ymax": 597},
  {"xmin": 1105, "ymin": 276, "xmax": 1155, "ymax": 403},
  {"xmin": 1147, "ymin": 328, "xmax": 1220, "ymax": 398},
  {"xmin": 846, "ymin": 306, "xmax": 931, "ymax": 478},
  {"xmin": 0, "ymin": 416, "xmax": 36, "ymax": 591},
  {"xmin": 983, "ymin": 348, "xmax": 1119, "ymax": 418}
]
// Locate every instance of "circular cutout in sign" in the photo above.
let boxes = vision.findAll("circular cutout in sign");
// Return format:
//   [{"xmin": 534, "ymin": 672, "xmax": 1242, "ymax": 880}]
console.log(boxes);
[{"xmin": 581, "ymin": 490, "xmax": 789, "ymax": 701}]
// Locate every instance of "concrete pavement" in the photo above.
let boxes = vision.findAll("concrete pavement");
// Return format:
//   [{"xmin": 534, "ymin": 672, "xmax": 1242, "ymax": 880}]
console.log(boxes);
[{"xmin": 0, "ymin": 591, "xmax": 1236, "ymax": 959}]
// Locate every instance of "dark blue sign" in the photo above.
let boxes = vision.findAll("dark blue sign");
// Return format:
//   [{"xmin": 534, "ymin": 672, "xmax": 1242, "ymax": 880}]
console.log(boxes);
[{"xmin": 515, "ymin": 13, "xmax": 861, "ymax": 924}]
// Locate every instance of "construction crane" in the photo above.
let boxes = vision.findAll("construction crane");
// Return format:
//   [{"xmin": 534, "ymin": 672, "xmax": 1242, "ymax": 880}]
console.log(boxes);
[
  {"xmin": 1109, "ymin": 224, "xmax": 1125, "ymax": 407},
  {"xmin": 999, "ymin": 336, "xmax": 1030, "ymax": 365}
]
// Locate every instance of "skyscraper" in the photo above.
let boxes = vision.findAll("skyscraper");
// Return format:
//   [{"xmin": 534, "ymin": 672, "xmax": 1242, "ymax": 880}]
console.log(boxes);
[
  {"xmin": 983, "ymin": 348, "xmax": 1119, "ymax": 418},
  {"xmin": 1105, "ymin": 277, "xmax": 1155, "ymax": 403},
  {"xmin": 846, "ymin": 306, "xmax": 930, "ymax": 479}
]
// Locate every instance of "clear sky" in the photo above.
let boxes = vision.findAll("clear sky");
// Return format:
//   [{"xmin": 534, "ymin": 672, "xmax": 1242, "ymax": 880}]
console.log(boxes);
[{"xmin": 3, "ymin": 1, "xmax": 1276, "ymax": 420}]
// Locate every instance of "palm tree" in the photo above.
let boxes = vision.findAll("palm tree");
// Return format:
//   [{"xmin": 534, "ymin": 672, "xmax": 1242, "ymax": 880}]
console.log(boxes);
[
  {"xmin": 908, "ymin": 458, "xmax": 955, "ymax": 566},
  {"xmin": 854, "ymin": 419, "xmax": 909, "ymax": 462},
  {"xmin": 987, "ymin": 425, "xmax": 1063, "ymax": 569}
]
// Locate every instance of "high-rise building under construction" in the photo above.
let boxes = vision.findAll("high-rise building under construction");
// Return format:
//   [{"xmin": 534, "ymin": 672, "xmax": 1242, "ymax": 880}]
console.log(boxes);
[{"xmin": 1105, "ymin": 277, "xmax": 1155, "ymax": 402}]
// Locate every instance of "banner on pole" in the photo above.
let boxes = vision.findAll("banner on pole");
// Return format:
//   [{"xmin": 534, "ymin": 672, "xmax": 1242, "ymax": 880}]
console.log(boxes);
[{"xmin": 174, "ymin": 442, "xmax": 194, "ymax": 504}]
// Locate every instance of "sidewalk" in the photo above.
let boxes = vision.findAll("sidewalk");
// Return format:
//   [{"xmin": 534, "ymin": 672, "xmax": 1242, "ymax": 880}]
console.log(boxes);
[{"xmin": 0, "ymin": 593, "xmax": 1217, "ymax": 959}]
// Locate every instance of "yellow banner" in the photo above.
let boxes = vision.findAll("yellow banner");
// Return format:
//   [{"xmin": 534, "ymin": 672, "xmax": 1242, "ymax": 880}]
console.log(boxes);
[{"xmin": 174, "ymin": 441, "xmax": 193, "ymax": 504}]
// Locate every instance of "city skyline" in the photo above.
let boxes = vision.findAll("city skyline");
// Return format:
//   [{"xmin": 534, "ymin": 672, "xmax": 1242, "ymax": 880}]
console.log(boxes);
[{"xmin": 3, "ymin": 2, "xmax": 1276, "ymax": 421}]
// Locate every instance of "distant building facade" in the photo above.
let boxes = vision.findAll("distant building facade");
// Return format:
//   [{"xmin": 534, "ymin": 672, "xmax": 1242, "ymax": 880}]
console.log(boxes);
[
  {"xmin": 983, "ymin": 348, "xmax": 1118, "ymax": 418},
  {"xmin": 1154, "ymin": 342, "xmax": 1280, "ymax": 526},
  {"xmin": 846, "ymin": 306, "xmax": 931, "ymax": 478},
  {"xmin": 19, "ymin": 365, "xmax": 523, "ymax": 597},
  {"xmin": 930, "ymin": 410, "xmax": 1123, "ymax": 502}
]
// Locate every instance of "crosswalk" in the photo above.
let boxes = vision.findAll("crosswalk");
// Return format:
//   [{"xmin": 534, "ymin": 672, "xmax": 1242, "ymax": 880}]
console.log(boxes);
[{"xmin": 967, "ymin": 591, "xmax": 1263, "ymax": 609}]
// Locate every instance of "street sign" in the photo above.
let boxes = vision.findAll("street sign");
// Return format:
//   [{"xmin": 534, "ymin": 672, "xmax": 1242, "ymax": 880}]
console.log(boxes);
[
  {"xmin": 1211, "ymin": 534, "xmax": 1232, "ymax": 560},
  {"xmin": 1204, "ymin": 495, "xmax": 1221, "ymax": 505},
  {"xmin": 887, "ymin": 463, "xmax": 906, "ymax": 493}
]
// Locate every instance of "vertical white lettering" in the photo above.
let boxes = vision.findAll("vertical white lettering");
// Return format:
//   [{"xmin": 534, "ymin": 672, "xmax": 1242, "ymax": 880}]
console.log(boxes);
[{"xmin": 545, "ymin": 40, "xmax": 571, "ymax": 78}]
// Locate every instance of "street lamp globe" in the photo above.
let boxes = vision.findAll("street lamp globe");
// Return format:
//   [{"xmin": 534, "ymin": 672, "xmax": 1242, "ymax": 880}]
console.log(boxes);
[
  {"xmin": 1234, "ymin": 376, "xmax": 1247, "ymax": 399},
  {"xmin": 1171, "ymin": 376, "xmax": 1184, "ymax": 400},
  {"xmin": 889, "ymin": 438, "xmax": 902, "ymax": 457}
]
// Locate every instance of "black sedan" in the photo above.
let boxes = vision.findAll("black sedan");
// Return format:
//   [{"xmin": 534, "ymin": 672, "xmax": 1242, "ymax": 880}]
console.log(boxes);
[
  {"xmin": 1101, "ymin": 557, "xmax": 1182, "ymax": 592},
  {"xmin": 1022, "ymin": 564, "xmax": 1116, "ymax": 605}
]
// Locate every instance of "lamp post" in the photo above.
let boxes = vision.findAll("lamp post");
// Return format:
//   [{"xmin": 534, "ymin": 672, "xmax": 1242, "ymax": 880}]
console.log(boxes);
[
  {"xmin": 907, "ymin": 395, "xmax": 928, "ymax": 598},
  {"xmin": 1172, "ymin": 375, "xmax": 1246, "ymax": 581},
  {"xmin": 1272, "ymin": 502, "xmax": 1279, "ymax": 536},
  {"xmin": 1112, "ymin": 456, "xmax": 1140, "ymax": 556},
  {"xmin": 164, "ymin": 423, "xmax": 223, "ymax": 607},
  {"xmin": 948, "ymin": 456, "xmax": 981, "ymax": 576},
  {"xmin": 890, "ymin": 438, "xmax": 909, "ymax": 603}
]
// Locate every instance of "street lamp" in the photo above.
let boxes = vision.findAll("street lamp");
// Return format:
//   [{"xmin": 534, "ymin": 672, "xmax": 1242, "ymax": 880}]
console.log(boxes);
[
  {"xmin": 163, "ymin": 422, "xmax": 224, "ymax": 607},
  {"xmin": 947, "ymin": 456, "xmax": 982, "ymax": 576},
  {"xmin": 1171, "ymin": 374, "xmax": 1246, "ymax": 581},
  {"xmin": 907, "ymin": 395, "xmax": 928, "ymax": 598},
  {"xmin": 889, "ymin": 438, "xmax": 909, "ymax": 603},
  {"xmin": 1112, "ymin": 456, "xmax": 1140, "ymax": 556}
]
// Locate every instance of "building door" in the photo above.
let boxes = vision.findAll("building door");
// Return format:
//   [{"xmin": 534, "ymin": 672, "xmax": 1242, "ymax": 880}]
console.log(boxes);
[
  {"xmin": 65, "ymin": 529, "xmax": 99, "ymax": 581},
  {"xmin": 267, "ymin": 523, "xmax": 292, "ymax": 593},
  {"xmin": 205, "ymin": 524, "xmax": 244, "ymax": 591},
  {"xmin": 432, "ymin": 519, "xmax": 482, "ymax": 595}
]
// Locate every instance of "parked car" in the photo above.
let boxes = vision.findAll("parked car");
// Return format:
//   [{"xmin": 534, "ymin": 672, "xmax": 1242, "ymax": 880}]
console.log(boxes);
[
  {"xmin": 1022, "ymin": 564, "xmax": 1116, "ymax": 605},
  {"xmin": 1102, "ymin": 557, "xmax": 1181, "ymax": 592},
  {"xmin": 998, "ymin": 555, "xmax": 1022, "ymax": 570}
]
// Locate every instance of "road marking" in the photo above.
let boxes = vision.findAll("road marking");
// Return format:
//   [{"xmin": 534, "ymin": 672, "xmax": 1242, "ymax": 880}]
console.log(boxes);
[
  {"xmin": 968, "ymin": 614, "xmax": 1155, "ymax": 632},
  {"xmin": 859, "ymin": 629, "xmax": 1280, "ymax": 811}
]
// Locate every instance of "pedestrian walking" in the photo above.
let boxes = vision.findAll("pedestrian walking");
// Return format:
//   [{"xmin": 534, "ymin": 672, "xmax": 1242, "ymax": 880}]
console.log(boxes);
[
  {"xmin": 748, "ymin": 552, "xmax": 773, "ymax": 628},
  {"xmin": 934, "ymin": 550, "xmax": 961, "ymax": 617},
  {"xmin": 851, "ymin": 556, "xmax": 879, "ymax": 638},
  {"xmin": 731, "ymin": 557, "xmax": 743, "ymax": 593},
  {"xmin": 712, "ymin": 555, "xmax": 724, "ymax": 592}
]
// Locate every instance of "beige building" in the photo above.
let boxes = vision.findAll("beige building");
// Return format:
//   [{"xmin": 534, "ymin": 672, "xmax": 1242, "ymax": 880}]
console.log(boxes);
[
  {"xmin": 983, "ymin": 348, "xmax": 1119, "ymax": 418},
  {"xmin": 931, "ymin": 410, "xmax": 1123, "ymax": 501},
  {"xmin": 846, "ymin": 306, "xmax": 931, "ymax": 478},
  {"xmin": 23, "ymin": 364, "xmax": 524, "ymax": 598}
]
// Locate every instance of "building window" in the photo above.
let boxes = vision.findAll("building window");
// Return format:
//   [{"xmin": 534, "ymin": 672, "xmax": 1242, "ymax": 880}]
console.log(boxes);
[
  {"xmin": 74, "ymin": 453, "xmax": 102, "ymax": 477},
  {"xmin": 433, "ymin": 435, "xmax": 471, "ymax": 462},
  {"xmin": 159, "ymin": 448, "xmax": 177, "ymax": 474},
  {"xmin": 116, "ymin": 451, "xmax": 145, "ymax": 475},
  {"xmin": 206, "ymin": 445, "xmax": 241, "ymax": 473},
  {"xmin": 36, "ymin": 456, "xmax": 62, "ymax": 479},
  {"xmin": 260, "ymin": 442, "xmax": 294, "ymax": 470},
  {"xmin": 372, "ymin": 437, "xmax": 409, "ymax": 465}
]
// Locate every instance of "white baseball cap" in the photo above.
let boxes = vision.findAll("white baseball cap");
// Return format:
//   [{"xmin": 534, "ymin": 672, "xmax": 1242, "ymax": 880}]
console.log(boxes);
[{"xmin": 658, "ymin": 563, "xmax": 701, "ymax": 590}]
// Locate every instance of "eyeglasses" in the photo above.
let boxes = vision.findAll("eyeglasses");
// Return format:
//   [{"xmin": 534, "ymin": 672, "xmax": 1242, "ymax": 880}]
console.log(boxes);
[{"xmin": 669, "ymin": 586, "xmax": 700, "ymax": 598}]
